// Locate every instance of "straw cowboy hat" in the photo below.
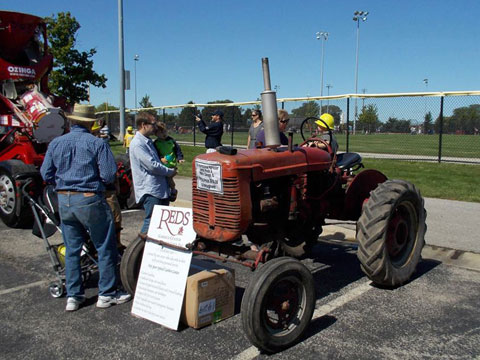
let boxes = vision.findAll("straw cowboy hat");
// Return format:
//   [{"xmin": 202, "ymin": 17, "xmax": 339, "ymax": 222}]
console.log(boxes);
[{"xmin": 67, "ymin": 104, "xmax": 98, "ymax": 123}]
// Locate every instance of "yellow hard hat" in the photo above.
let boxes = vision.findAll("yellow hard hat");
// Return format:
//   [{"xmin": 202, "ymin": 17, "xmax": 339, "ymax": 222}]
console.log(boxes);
[
  {"xmin": 315, "ymin": 113, "xmax": 334, "ymax": 130},
  {"xmin": 127, "ymin": 126, "xmax": 133, "ymax": 131},
  {"xmin": 91, "ymin": 121, "xmax": 101, "ymax": 132}
]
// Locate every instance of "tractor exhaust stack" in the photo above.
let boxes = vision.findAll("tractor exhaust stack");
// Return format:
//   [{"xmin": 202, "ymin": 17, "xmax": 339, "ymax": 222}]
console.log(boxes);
[{"xmin": 261, "ymin": 58, "xmax": 280, "ymax": 148}]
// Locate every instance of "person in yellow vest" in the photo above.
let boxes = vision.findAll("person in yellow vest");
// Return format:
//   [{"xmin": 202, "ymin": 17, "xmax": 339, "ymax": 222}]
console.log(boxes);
[
  {"xmin": 153, "ymin": 122, "xmax": 184, "ymax": 202},
  {"xmin": 123, "ymin": 126, "xmax": 135, "ymax": 154}
]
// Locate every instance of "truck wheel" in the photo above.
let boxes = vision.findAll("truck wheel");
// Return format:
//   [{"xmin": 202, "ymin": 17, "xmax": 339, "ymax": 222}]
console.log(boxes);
[
  {"xmin": 0, "ymin": 170, "xmax": 31, "ymax": 227},
  {"xmin": 241, "ymin": 257, "xmax": 315, "ymax": 354},
  {"xmin": 357, "ymin": 180, "xmax": 426, "ymax": 287},
  {"xmin": 119, "ymin": 236, "xmax": 145, "ymax": 295}
]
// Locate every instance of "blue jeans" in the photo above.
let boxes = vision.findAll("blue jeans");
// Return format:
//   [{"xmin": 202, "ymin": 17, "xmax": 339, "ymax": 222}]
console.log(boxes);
[
  {"xmin": 140, "ymin": 195, "xmax": 169, "ymax": 234},
  {"xmin": 58, "ymin": 193, "xmax": 118, "ymax": 298}
]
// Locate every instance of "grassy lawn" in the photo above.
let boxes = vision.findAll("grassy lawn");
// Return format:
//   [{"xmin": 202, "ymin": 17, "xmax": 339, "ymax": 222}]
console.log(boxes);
[
  {"xmin": 110, "ymin": 142, "xmax": 480, "ymax": 203},
  {"xmin": 172, "ymin": 131, "xmax": 480, "ymax": 159}
]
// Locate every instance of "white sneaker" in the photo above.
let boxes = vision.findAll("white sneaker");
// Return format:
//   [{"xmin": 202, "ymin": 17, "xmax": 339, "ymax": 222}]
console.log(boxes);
[
  {"xmin": 96, "ymin": 291, "xmax": 132, "ymax": 309},
  {"xmin": 65, "ymin": 296, "xmax": 85, "ymax": 312}
]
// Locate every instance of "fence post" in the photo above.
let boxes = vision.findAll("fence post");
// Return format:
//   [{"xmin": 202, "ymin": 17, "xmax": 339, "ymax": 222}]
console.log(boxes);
[
  {"xmin": 438, "ymin": 96, "xmax": 444, "ymax": 163},
  {"xmin": 346, "ymin": 98, "xmax": 350, "ymax": 153},
  {"xmin": 230, "ymin": 110, "xmax": 234, "ymax": 147},
  {"xmin": 193, "ymin": 106, "xmax": 196, "ymax": 147},
  {"xmin": 162, "ymin": 108, "xmax": 165, "ymax": 123}
]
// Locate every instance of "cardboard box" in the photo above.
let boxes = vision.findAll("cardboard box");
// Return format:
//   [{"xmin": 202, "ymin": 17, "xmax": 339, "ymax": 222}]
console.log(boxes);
[{"xmin": 181, "ymin": 259, "xmax": 235, "ymax": 329}]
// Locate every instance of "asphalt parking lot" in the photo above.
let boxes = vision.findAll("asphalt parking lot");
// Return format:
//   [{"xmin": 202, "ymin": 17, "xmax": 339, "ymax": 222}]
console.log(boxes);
[{"xmin": 1, "ymin": 207, "xmax": 480, "ymax": 360}]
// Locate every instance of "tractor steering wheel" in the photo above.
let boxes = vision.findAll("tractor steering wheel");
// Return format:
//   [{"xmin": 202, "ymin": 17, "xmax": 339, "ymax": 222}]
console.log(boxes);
[{"xmin": 299, "ymin": 116, "xmax": 334, "ymax": 156}]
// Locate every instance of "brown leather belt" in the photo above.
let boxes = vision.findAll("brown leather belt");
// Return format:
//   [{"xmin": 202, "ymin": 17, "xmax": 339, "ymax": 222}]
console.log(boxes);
[{"xmin": 57, "ymin": 190, "xmax": 97, "ymax": 196}]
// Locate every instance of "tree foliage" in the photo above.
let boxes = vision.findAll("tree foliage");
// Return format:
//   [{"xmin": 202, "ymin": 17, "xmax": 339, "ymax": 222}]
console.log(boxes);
[
  {"xmin": 423, "ymin": 111, "xmax": 433, "ymax": 134},
  {"xmin": 383, "ymin": 117, "xmax": 411, "ymax": 133},
  {"xmin": 139, "ymin": 94, "xmax": 157, "ymax": 116},
  {"xmin": 291, "ymin": 101, "xmax": 320, "ymax": 118},
  {"xmin": 46, "ymin": 12, "xmax": 106, "ymax": 105},
  {"xmin": 320, "ymin": 105, "xmax": 342, "ymax": 126},
  {"xmin": 435, "ymin": 104, "xmax": 480, "ymax": 134},
  {"xmin": 357, "ymin": 104, "xmax": 381, "ymax": 133},
  {"xmin": 95, "ymin": 102, "xmax": 118, "ymax": 112}
]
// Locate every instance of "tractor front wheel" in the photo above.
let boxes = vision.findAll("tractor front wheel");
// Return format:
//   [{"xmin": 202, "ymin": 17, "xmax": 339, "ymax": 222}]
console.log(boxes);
[
  {"xmin": 357, "ymin": 180, "xmax": 426, "ymax": 287},
  {"xmin": 241, "ymin": 257, "xmax": 315, "ymax": 354}
]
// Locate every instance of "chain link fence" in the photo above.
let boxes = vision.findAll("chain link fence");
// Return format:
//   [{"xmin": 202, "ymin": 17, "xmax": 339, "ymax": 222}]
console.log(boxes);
[{"xmin": 98, "ymin": 92, "xmax": 480, "ymax": 164}]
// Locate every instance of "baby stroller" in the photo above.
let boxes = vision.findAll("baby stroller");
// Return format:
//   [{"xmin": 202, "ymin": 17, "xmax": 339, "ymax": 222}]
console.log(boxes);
[{"xmin": 22, "ymin": 180, "xmax": 98, "ymax": 298}]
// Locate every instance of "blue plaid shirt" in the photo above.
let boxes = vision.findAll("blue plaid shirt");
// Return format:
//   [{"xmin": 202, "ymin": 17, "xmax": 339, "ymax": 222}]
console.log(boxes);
[{"xmin": 40, "ymin": 125, "xmax": 117, "ymax": 192}]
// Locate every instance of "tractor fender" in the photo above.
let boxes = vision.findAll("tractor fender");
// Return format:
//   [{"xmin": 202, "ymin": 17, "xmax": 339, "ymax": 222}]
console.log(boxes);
[
  {"xmin": 0, "ymin": 159, "xmax": 39, "ymax": 178},
  {"xmin": 0, "ymin": 160, "xmax": 40, "ymax": 216},
  {"xmin": 342, "ymin": 169, "xmax": 387, "ymax": 221}
]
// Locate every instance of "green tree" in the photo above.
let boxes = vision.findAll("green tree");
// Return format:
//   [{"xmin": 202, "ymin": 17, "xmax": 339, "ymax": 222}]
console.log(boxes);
[
  {"xmin": 46, "ymin": 12, "xmax": 106, "ymax": 104},
  {"xmin": 423, "ymin": 111, "xmax": 433, "ymax": 134},
  {"xmin": 95, "ymin": 102, "xmax": 118, "ymax": 112},
  {"xmin": 139, "ymin": 94, "xmax": 157, "ymax": 116},
  {"xmin": 320, "ymin": 104, "xmax": 342, "ymax": 126},
  {"xmin": 291, "ymin": 101, "xmax": 320, "ymax": 118},
  {"xmin": 383, "ymin": 117, "xmax": 411, "ymax": 133},
  {"xmin": 357, "ymin": 104, "xmax": 381, "ymax": 133},
  {"xmin": 178, "ymin": 101, "xmax": 196, "ymax": 126}
]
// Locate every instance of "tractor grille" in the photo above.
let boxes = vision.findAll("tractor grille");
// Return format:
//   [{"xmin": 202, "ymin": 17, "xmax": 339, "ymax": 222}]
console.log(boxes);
[{"xmin": 192, "ymin": 176, "xmax": 241, "ymax": 231}]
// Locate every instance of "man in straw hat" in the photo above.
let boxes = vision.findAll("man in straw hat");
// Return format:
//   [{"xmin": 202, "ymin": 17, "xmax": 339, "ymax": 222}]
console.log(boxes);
[{"xmin": 40, "ymin": 103, "xmax": 131, "ymax": 312}]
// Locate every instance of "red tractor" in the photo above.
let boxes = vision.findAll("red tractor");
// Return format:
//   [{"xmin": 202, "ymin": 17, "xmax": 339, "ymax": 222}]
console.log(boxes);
[
  {"xmin": 0, "ymin": 10, "xmax": 70, "ymax": 227},
  {"xmin": 0, "ymin": 11, "xmax": 135, "ymax": 226},
  {"xmin": 121, "ymin": 59, "xmax": 426, "ymax": 353}
]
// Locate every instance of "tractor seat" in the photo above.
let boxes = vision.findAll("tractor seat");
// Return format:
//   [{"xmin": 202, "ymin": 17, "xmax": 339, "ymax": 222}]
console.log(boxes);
[{"xmin": 336, "ymin": 152, "xmax": 362, "ymax": 170}]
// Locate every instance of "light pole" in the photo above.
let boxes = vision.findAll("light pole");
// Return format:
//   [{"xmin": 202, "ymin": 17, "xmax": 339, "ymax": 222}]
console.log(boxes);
[
  {"xmin": 316, "ymin": 31, "xmax": 329, "ymax": 113},
  {"xmin": 353, "ymin": 10, "xmax": 369, "ymax": 134},
  {"xmin": 134, "ymin": 54, "xmax": 139, "ymax": 109},
  {"xmin": 326, "ymin": 84, "xmax": 333, "ymax": 113}
]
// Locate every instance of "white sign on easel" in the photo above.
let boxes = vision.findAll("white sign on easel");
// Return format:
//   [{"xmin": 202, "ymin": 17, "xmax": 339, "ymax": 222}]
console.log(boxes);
[{"xmin": 131, "ymin": 206, "xmax": 194, "ymax": 330}]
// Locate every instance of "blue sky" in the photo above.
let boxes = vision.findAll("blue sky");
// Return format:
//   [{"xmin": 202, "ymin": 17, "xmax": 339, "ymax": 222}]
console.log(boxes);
[{"xmin": 3, "ymin": 0, "xmax": 480, "ymax": 110}]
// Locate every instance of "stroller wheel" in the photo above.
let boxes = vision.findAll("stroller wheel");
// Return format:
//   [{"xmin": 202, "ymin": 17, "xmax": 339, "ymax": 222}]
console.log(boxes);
[{"xmin": 49, "ymin": 282, "xmax": 64, "ymax": 298}]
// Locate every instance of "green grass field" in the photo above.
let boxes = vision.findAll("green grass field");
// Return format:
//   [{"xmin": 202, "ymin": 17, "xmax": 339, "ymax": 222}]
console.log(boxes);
[
  {"xmin": 171, "ymin": 131, "xmax": 480, "ymax": 159},
  {"xmin": 110, "ymin": 142, "xmax": 480, "ymax": 203}
]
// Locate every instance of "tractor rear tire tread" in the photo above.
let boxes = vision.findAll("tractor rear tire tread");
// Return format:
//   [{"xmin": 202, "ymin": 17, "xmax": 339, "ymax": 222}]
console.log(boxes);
[{"xmin": 357, "ymin": 180, "xmax": 426, "ymax": 287}]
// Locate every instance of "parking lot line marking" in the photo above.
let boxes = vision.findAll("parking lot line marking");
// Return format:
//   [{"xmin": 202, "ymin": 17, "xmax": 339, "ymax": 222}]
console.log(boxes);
[
  {"xmin": 231, "ymin": 345, "xmax": 260, "ymax": 360},
  {"xmin": 312, "ymin": 280, "xmax": 371, "ymax": 319},
  {"xmin": 0, "ymin": 280, "xmax": 48, "ymax": 296},
  {"xmin": 232, "ymin": 280, "xmax": 372, "ymax": 360}
]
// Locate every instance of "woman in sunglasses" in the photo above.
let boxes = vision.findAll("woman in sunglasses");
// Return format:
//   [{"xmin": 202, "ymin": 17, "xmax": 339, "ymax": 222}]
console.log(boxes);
[
  {"xmin": 255, "ymin": 109, "xmax": 289, "ymax": 148},
  {"xmin": 247, "ymin": 110, "xmax": 264, "ymax": 149}
]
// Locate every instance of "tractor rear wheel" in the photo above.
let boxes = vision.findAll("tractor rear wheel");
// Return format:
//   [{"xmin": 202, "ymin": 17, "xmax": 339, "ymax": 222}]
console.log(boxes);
[
  {"xmin": 120, "ymin": 235, "xmax": 145, "ymax": 295},
  {"xmin": 241, "ymin": 257, "xmax": 315, "ymax": 354},
  {"xmin": 357, "ymin": 180, "xmax": 426, "ymax": 287}
]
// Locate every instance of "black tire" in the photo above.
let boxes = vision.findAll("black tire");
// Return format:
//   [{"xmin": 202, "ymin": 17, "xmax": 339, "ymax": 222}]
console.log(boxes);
[
  {"xmin": 282, "ymin": 223, "xmax": 322, "ymax": 258},
  {"xmin": 0, "ymin": 169, "xmax": 32, "ymax": 227},
  {"xmin": 119, "ymin": 236, "xmax": 145, "ymax": 295},
  {"xmin": 241, "ymin": 257, "xmax": 315, "ymax": 354},
  {"xmin": 357, "ymin": 180, "xmax": 426, "ymax": 287}
]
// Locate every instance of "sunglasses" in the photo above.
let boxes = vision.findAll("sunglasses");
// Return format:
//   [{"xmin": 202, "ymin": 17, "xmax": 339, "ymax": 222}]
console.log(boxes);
[{"xmin": 279, "ymin": 119, "xmax": 290, "ymax": 124}]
